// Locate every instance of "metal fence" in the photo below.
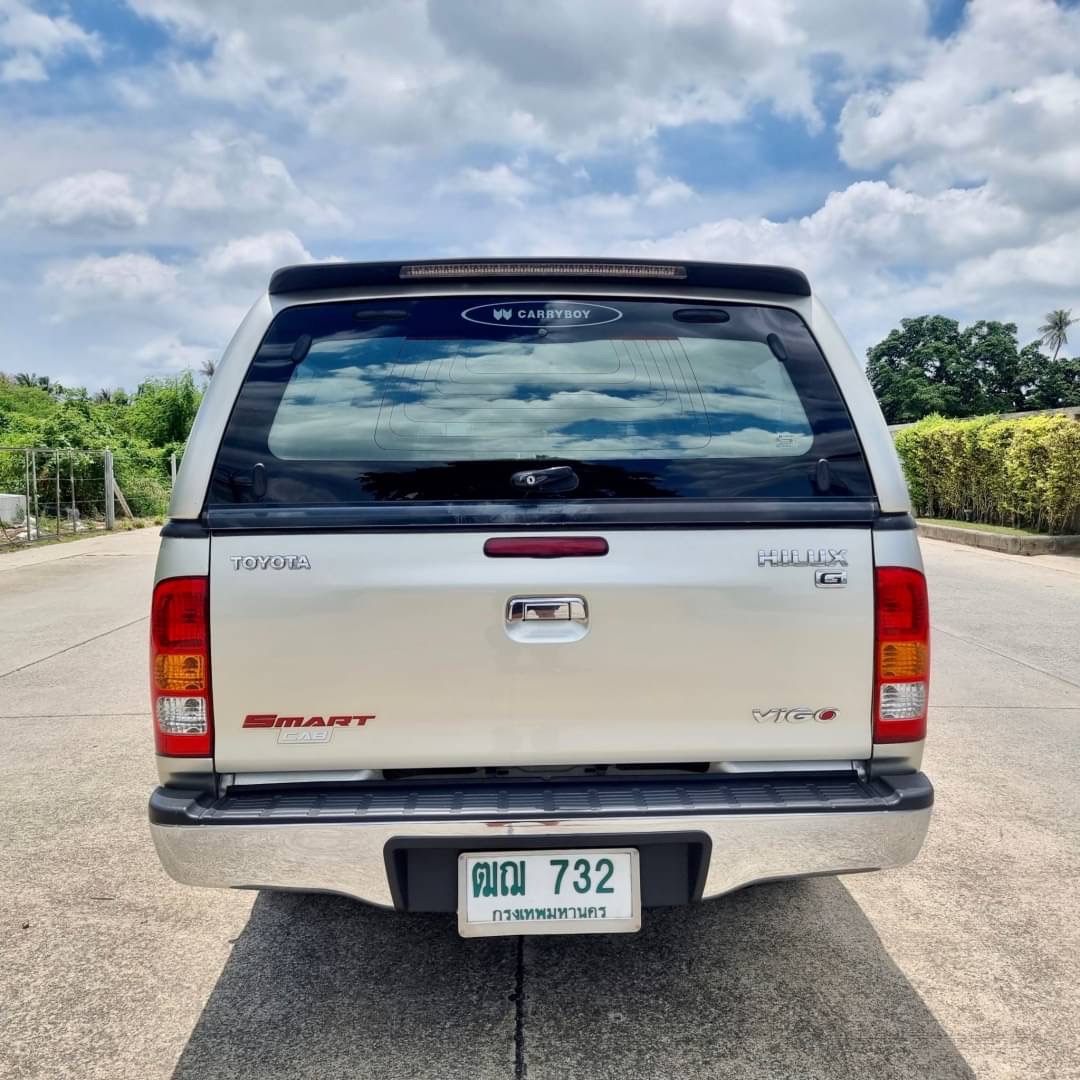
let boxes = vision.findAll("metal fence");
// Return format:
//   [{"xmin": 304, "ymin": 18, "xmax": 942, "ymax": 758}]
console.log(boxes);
[{"xmin": 0, "ymin": 447, "xmax": 176, "ymax": 549}]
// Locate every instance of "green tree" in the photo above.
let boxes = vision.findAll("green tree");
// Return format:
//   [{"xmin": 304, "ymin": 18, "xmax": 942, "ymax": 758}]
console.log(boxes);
[
  {"xmin": 866, "ymin": 316, "xmax": 1064, "ymax": 422},
  {"xmin": 961, "ymin": 320, "xmax": 1027, "ymax": 412},
  {"xmin": 1038, "ymin": 308, "xmax": 1074, "ymax": 362},
  {"xmin": 1024, "ymin": 345, "xmax": 1080, "ymax": 409},
  {"xmin": 14, "ymin": 372, "xmax": 64, "ymax": 396},
  {"xmin": 126, "ymin": 372, "xmax": 202, "ymax": 446},
  {"xmin": 0, "ymin": 377, "xmax": 58, "ymax": 426},
  {"xmin": 866, "ymin": 316, "xmax": 980, "ymax": 423}
]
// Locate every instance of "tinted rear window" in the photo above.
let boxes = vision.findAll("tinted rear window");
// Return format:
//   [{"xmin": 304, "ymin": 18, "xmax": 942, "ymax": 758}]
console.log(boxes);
[{"xmin": 210, "ymin": 297, "xmax": 871, "ymax": 505}]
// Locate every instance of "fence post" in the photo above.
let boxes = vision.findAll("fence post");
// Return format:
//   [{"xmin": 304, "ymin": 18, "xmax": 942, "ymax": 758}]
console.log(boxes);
[
  {"xmin": 170, "ymin": 451, "xmax": 177, "ymax": 487},
  {"xmin": 104, "ymin": 450, "xmax": 116, "ymax": 530},
  {"xmin": 23, "ymin": 449, "xmax": 31, "ymax": 539},
  {"xmin": 55, "ymin": 450, "xmax": 61, "ymax": 540},
  {"xmin": 30, "ymin": 449, "xmax": 39, "ymax": 540}
]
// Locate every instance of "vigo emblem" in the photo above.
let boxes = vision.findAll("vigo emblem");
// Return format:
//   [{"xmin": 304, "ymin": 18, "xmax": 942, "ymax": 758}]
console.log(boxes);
[{"xmin": 752, "ymin": 707, "xmax": 838, "ymax": 724}]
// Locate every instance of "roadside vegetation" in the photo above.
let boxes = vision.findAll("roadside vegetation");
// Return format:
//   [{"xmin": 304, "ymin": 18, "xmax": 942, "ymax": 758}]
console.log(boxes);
[
  {"xmin": 895, "ymin": 414, "xmax": 1080, "ymax": 536},
  {"xmin": 867, "ymin": 310, "xmax": 1078, "ymax": 424},
  {"xmin": 0, "ymin": 372, "xmax": 202, "ymax": 518}
]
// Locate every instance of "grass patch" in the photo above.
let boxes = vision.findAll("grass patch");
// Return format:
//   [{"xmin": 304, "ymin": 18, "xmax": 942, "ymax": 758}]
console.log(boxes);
[{"xmin": 919, "ymin": 517, "xmax": 1047, "ymax": 537}]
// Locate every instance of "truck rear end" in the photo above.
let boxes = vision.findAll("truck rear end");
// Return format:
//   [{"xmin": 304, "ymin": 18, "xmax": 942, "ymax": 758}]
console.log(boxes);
[{"xmin": 148, "ymin": 259, "xmax": 931, "ymax": 936}]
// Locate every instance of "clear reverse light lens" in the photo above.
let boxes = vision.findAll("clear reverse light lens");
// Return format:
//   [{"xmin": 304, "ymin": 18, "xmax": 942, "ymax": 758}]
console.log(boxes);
[
  {"xmin": 878, "ymin": 681, "xmax": 927, "ymax": 721},
  {"xmin": 400, "ymin": 262, "xmax": 687, "ymax": 280},
  {"xmin": 156, "ymin": 696, "xmax": 208, "ymax": 735}
]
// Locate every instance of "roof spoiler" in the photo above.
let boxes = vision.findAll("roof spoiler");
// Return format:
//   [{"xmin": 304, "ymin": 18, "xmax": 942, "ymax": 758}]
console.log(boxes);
[{"xmin": 267, "ymin": 258, "xmax": 812, "ymax": 297}]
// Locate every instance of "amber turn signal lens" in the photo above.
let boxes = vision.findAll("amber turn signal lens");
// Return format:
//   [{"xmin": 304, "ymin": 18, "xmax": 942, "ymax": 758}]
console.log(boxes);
[
  {"xmin": 154, "ymin": 653, "xmax": 205, "ymax": 692},
  {"xmin": 878, "ymin": 641, "xmax": 928, "ymax": 680}
]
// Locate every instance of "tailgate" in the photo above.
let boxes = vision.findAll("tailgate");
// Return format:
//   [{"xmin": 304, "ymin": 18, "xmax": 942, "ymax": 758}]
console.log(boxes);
[
  {"xmin": 210, "ymin": 528, "xmax": 872, "ymax": 772},
  {"xmin": 204, "ymin": 290, "xmax": 881, "ymax": 774}
]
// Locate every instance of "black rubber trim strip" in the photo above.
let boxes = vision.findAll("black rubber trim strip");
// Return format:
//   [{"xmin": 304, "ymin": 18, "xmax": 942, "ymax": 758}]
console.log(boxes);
[
  {"xmin": 268, "ymin": 258, "xmax": 812, "ymax": 297},
  {"xmin": 204, "ymin": 498, "xmax": 880, "ymax": 533},
  {"xmin": 873, "ymin": 513, "xmax": 917, "ymax": 532},
  {"xmin": 160, "ymin": 519, "xmax": 209, "ymax": 539},
  {"xmin": 384, "ymin": 832, "xmax": 712, "ymax": 913},
  {"xmin": 148, "ymin": 772, "xmax": 933, "ymax": 827}
]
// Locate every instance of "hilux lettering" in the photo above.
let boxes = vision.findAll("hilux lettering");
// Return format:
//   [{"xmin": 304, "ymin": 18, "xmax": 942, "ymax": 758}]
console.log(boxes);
[{"xmin": 757, "ymin": 548, "xmax": 848, "ymax": 568}]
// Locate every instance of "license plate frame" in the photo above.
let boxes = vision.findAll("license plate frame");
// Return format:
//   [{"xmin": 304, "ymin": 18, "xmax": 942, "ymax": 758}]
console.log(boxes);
[{"xmin": 457, "ymin": 848, "xmax": 641, "ymax": 937}]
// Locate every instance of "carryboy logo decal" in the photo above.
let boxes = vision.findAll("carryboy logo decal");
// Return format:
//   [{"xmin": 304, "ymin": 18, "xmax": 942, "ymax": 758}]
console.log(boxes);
[{"xmin": 462, "ymin": 301, "xmax": 623, "ymax": 329}]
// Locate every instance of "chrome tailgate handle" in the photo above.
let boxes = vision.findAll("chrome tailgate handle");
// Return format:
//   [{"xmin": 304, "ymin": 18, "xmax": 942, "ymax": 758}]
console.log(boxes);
[{"xmin": 507, "ymin": 597, "xmax": 588, "ymax": 623}]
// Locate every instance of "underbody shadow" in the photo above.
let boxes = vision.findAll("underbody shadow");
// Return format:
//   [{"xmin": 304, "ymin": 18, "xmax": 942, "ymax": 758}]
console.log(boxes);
[
  {"xmin": 173, "ymin": 877, "xmax": 972, "ymax": 1080},
  {"xmin": 522, "ymin": 876, "xmax": 974, "ymax": 1080}
]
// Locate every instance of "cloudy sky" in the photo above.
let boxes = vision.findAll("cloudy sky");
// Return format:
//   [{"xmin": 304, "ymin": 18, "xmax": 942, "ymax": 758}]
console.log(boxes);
[{"xmin": 1, "ymin": 0, "xmax": 1078, "ymax": 391}]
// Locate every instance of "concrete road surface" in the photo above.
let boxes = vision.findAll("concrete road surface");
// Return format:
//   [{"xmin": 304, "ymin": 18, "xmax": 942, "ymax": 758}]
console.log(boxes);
[{"xmin": 1, "ymin": 530, "xmax": 1078, "ymax": 1079}]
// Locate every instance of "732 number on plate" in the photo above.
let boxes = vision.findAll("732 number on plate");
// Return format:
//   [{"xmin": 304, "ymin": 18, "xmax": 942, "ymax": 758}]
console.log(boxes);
[{"xmin": 549, "ymin": 856, "xmax": 615, "ymax": 896}]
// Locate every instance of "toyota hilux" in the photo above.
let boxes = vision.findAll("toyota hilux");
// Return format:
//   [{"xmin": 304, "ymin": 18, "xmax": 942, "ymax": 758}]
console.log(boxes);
[{"xmin": 148, "ymin": 258, "xmax": 932, "ymax": 936}]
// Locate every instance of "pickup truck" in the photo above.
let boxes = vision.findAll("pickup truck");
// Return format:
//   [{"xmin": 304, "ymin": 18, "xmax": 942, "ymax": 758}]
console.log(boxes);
[{"xmin": 148, "ymin": 258, "xmax": 932, "ymax": 937}]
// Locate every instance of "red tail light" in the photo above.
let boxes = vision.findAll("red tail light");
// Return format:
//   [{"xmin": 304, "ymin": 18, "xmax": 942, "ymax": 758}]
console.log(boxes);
[
  {"xmin": 874, "ymin": 566, "xmax": 930, "ymax": 744},
  {"xmin": 150, "ymin": 576, "xmax": 212, "ymax": 757},
  {"xmin": 484, "ymin": 537, "xmax": 609, "ymax": 558}
]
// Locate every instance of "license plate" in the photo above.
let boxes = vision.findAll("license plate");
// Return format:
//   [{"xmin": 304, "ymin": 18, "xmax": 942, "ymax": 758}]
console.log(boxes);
[{"xmin": 457, "ymin": 849, "xmax": 641, "ymax": 937}]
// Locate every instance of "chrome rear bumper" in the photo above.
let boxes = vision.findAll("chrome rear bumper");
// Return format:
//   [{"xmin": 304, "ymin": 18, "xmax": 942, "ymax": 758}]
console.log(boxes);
[{"xmin": 149, "ymin": 773, "xmax": 932, "ymax": 909}]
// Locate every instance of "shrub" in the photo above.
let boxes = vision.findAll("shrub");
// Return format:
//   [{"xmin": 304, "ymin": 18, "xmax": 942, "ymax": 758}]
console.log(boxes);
[{"xmin": 895, "ymin": 414, "xmax": 1080, "ymax": 534}]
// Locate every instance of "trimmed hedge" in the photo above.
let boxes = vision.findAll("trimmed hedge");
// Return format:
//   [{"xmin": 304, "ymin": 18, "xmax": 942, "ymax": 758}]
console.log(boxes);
[{"xmin": 894, "ymin": 414, "xmax": 1080, "ymax": 535}]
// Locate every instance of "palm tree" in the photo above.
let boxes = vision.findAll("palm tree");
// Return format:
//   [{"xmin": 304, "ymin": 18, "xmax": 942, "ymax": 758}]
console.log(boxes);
[
  {"xmin": 1039, "ymin": 308, "xmax": 1074, "ymax": 361},
  {"xmin": 199, "ymin": 358, "xmax": 216, "ymax": 379},
  {"xmin": 14, "ymin": 372, "xmax": 58, "ymax": 394}
]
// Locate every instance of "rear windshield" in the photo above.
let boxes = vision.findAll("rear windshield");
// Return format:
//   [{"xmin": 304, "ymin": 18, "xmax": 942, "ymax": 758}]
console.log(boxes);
[{"xmin": 209, "ymin": 297, "xmax": 871, "ymax": 505}]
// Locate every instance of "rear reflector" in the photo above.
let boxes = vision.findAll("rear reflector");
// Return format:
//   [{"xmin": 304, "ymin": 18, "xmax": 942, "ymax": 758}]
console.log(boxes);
[
  {"xmin": 874, "ymin": 566, "xmax": 930, "ymax": 744},
  {"xmin": 484, "ymin": 536, "xmax": 609, "ymax": 558},
  {"xmin": 401, "ymin": 262, "xmax": 687, "ymax": 280},
  {"xmin": 151, "ymin": 576, "xmax": 212, "ymax": 756}
]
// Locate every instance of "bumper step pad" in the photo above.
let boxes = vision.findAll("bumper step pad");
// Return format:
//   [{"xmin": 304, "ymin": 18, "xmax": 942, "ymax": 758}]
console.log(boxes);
[{"xmin": 151, "ymin": 772, "xmax": 932, "ymax": 827}]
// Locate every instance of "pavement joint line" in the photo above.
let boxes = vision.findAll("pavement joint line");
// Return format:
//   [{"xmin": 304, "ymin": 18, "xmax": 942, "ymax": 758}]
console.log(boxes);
[
  {"xmin": 0, "ymin": 549, "xmax": 145, "ymax": 574},
  {"xmin": 0, "ymin": 615, "xmax": 148, "ymax": 681},
  {"xmin": 0, "ymin": 551, "xmax": 88, "ymax": 573},
  {"xmin": 514, "ymin": 935, "xmax": 527, "ymax": 1080},
  {"xmin": 0, "ymin": 712, "xmax": 148, "ymax": 719},
  {"xmin": 932, "ymin": 622, "xmax": 1080, "ymax": 693},
  {"xmin": 930, "ymin": 704, "xmax": 1080, "ymax": 710}
]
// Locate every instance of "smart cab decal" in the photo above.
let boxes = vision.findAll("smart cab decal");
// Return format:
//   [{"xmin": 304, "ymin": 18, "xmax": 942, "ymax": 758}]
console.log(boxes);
[
  {"xmin": 242, "ymin": 712, "xmax": 375, "ymax": 745},
  {"xmin": 461, "ymin": 301, "xmax": 624, "ymax": 329}
]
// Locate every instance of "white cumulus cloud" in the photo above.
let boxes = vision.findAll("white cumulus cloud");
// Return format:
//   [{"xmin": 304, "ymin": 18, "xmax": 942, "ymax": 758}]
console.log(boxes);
[
  {"xmin": 126, "ymin": 0, "xmax": 932, "ymax": 156},
  {"xmin": 202, "ymin": 229, "xmax": 315, "ymax": 284},
  {"xmin": 839, "ymin": 0, "xmax": 1080, "ymax": 211},
  {"xmin": 3, "ymin": 170, "xmax": 149, "ymax": 229},
  {"xmin": 44, "ymin": 252, "xmax": 178, "ymax": 307},
  {"xmin": 441, "ymin": 164, "xmax": 538, "ymax": 204},
  {"xmin": 0, "ymin": 0, "xmax": 100, "ymax": 83}
]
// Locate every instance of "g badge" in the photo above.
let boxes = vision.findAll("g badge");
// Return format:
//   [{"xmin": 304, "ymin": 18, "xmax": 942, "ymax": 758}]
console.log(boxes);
[{"xmin": 815, "ymin": 570, "xmax": 848, "ymax": 588}]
